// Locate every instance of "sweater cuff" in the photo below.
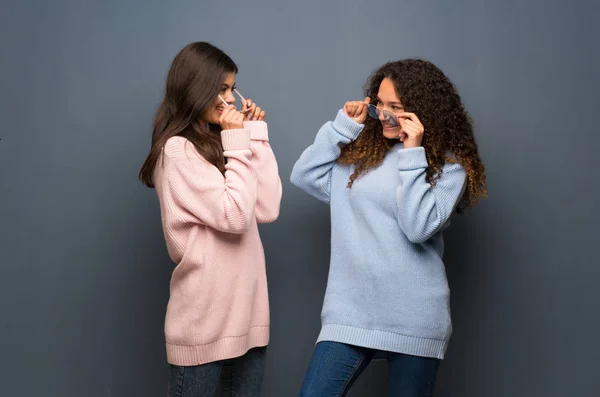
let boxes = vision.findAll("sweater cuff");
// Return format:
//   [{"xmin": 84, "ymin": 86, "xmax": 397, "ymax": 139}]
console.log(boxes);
[
  {"xmin": 397, "ymin": 147, "xmax": 428, "ymax": 170},
  {"xmin": 243, "ymin": 120, "xmax": 269, "ymax": 141},
  {"xmin": 221, "ymin": 129, "xmax": 251, "ymax": 151},
  {"xmin": 332, "ymin": 109, "xmax": 364, "ymax": 140}
]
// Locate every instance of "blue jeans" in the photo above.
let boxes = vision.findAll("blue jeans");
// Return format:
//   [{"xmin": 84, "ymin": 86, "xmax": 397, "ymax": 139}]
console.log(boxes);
[
  {"xmin": 299, "ymin": 342, "xmax": 440, "ymax": 397},
  {"xmin": 167, "ymin": 347, "xmax": 266, "ymax": 397}
]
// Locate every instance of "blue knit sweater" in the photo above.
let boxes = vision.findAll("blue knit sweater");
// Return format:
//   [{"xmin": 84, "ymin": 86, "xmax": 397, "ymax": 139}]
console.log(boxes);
[{"xmin": 290, "ymin": 110, "xmax": 467, "ymax": 359}]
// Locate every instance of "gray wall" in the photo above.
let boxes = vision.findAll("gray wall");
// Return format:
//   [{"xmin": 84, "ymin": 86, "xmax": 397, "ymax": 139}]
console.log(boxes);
[{"xmin": 1, "ymin": 0, "xmax": 598, "ymax": 396}]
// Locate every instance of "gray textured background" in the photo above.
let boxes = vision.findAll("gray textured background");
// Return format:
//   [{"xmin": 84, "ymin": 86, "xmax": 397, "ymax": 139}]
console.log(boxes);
[{"xmin": 1, "ymin": 0, "xmax": 598, "ymax": 396}]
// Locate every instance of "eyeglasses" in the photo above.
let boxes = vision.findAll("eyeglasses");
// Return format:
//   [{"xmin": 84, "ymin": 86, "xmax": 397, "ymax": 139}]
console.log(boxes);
[
  {"xmin": 367, "ymin": 103, "xmax": 400, "ymax": 128},
  {"xmin": 218, "ymin": 89, "xmax": 252, "ymax": 114}
]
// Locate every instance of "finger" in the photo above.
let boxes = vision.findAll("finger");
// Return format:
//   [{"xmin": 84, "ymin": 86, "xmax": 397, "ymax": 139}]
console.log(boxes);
[
  {"xmin": 399, "ymin": 112, "xmax": 422, "ymax": 125},
  {"xmin": 244, "ymin": 103, "xmax": 257, "ymax": 120},
  {"xmin": 402, "ymin": 128, "xmax": 421, "ymax": 141},
  {"xmin": 397, "ymin": 127, "xmax": 406, "ymax": 141},
  {"xmin": 400, "ymin": 121, "xmax": 419, "ymax": 134},
  {"xmin": 363, "ymin": 96, "xmax": 371, "ymax": 104},
  {"xmin": 220, "ymin": 104, "xmax": 233, "ymax": 116},
  {"xmin": 220, "ymin": 105, "xmax": 236, "ymax": 122},
  {"xmin": 346, "ymin": 103, "xmax": 355, "ymax": 117},
  {"xmin": 234, "ymin": 112, "xmax": 244, "ymax": 125},
  {"xmin": 397, "ymin": 115, "xmax": 408, "ymax": 128},
  {"xmin": 401, "ymin": 119, "xmax": 424, "ymax": 133},
  {"xmin": 226, "ymin": 108, "xmax": 243, "ymax": 124},
  {"xmin": 251, "ymin": 106, "xmax": 260, "ymax": 120},
  {"xmin": 358, "ymin": 102, "xmax": 368, "ymax": 118},
  {"xmin": 356, "ymin": 103, "xmax": 364, "ymax": 118},
  {"xmin": 252, "ymin": 106, "xmax": 262, "ymax": 121},
  {"xmin": 355, "ymin": 103, "xmax": 364, "ymax": 117},
  {"xmin": 258, "ymin": 110, "xmax": 266, "ymax": 121},
  {"xmin": 242, "ymin": 99, "xmax": 254, "ymax": 116},
  {"xmin": 225, "ymin": 106, "xmax": 239, "ymax": 120}
]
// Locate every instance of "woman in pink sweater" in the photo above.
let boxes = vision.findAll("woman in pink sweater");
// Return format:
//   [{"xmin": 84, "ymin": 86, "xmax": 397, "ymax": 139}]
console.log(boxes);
[{"xmin": 139, "ymin": 42, "xmax": 282, "ymax": 397}]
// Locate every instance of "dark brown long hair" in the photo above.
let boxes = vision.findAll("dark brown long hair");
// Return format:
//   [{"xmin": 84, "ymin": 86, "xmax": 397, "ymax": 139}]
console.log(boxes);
[
  {"xmin": 338, "ymin": 59, "xmax": 487, "ymax": 212},
  {"xmin": 139, "ymin": 42, "xmax": 238, "ymax": 188}
]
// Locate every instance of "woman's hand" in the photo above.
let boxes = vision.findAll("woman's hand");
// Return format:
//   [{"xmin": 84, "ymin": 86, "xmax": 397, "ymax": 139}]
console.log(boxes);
[
  {"xmin": 398, "ymin": 112, "xmax": 425, "ymax": 148},
  {"xmin": 219, "ymin": 105, "xmax": 245, "ymax": 130},
  {"xmin": 242, "ymin": 99, "xmax": 266, "ymax": 121},
  {"xmin": 344, "ymin": 97, "xmax": 371, "ymax": 124}
]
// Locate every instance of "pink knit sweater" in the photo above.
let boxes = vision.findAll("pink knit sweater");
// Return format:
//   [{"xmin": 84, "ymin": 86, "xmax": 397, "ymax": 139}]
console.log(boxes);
[{"xmin": 154, "ymin": 121, "xmax": 282, "ymax": 366}]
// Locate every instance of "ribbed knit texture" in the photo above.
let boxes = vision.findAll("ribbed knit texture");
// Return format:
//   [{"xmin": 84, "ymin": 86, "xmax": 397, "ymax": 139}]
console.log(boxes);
[
  {"xmin": 290, "ymin": 110, "xmax": 466, "ymax": 359},
  {"xmin": 154, "ymin": 121, "xmax": 282, "ymax": 366}
]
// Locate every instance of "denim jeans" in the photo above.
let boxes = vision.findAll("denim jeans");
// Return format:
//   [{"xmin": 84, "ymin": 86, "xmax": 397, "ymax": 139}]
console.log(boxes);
[
  {"xmin": 299, "ymin": 341, "xmax": 440, "ymax": 397},
  {"xmin": 167, "ymin": 347, "xmax": 266, "ymax": 397}
]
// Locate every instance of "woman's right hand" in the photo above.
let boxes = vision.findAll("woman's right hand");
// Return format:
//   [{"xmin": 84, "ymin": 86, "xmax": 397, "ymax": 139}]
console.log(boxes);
[
  {"xmin": 343, "ymin": 97, "xmax": 370, "ymax": 124},
  {"xmin": 219, "ymin": 105, "xmax": 245, "ymax": 130}
]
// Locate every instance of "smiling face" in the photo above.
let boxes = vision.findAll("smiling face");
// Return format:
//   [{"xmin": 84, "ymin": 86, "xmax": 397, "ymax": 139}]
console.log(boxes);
[
  {"xmin": 199, "ymin": 72, "xmax": 237, "ymax": 125},
  {"xmin": 376, "ymin": 77, "xmax": 405, "ymax": 139}
]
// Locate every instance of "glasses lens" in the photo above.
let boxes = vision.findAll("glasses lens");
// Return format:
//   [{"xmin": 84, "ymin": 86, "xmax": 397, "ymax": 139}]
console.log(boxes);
[
  {"xmin": 367, "ymin": 104, "xmax": 380, "ymax": 119},
  {"xmin": 382, "ymin": 110, "xmax": 400, "ymax": 128}
]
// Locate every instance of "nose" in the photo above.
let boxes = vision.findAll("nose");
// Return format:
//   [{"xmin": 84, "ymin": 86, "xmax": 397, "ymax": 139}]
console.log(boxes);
[
  {"xmin": 378, "ymin": 110, "xmax": 386, "ymax": 121},
  {"xmin": 223, "ymin": 90, "xmax": 236, "ymax": 105}
]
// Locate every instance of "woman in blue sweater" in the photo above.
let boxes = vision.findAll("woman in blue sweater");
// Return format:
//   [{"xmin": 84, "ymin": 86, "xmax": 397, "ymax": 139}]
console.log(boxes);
[{"xmin": 290, "ymin": 59, "xmax": 487, "ymax": 397}]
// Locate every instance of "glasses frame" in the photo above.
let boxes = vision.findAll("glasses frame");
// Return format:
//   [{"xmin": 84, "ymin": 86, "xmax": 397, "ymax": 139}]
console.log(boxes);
[{"xmin": 218, "ymin": 88, "xmax": 252, "ymax": 114}]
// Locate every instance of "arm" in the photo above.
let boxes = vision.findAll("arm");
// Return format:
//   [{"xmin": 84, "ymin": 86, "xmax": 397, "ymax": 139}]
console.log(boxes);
[
  {"xmin": 396, "ymin": 147, "xmax": 467, "ymax": 243},
  {"xmin": 245, "ymin": 120, "xmax": 282, "ymax": 223},
  {"xmin": 164, "ymin": 130, "xmax": 257, "ymax": 234},
  {"xmin": 290, "ymin": 110, "xmax": 363, "ymax": 204}
]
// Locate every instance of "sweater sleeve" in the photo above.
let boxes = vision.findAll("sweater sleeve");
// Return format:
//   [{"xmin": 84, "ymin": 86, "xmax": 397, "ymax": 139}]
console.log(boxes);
[
  {"xmin": 244, "ymin": 120, "xmax": 282, "ymax": 223},
  {"xmin": 395, "ymin": 147, "xmax": 467, "ymax": 243},
  {"xmin": 290, "ymin": 110, "xmax": 364, "ymax": 204},
  {"xmin": 164, "ymin": 130, "xmax": 257, "ymax": 234}
]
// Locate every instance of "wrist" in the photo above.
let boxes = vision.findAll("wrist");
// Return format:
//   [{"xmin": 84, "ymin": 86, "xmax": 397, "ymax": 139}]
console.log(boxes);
[{"xmin": 402, "ymin": 139, "xmax": 422, "ymax": 149}]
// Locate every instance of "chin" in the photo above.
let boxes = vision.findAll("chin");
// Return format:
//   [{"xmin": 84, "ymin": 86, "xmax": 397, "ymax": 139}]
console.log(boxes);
[{"xmin": 382, "ymin": 131, "xmax": 400, "ymax": 140}]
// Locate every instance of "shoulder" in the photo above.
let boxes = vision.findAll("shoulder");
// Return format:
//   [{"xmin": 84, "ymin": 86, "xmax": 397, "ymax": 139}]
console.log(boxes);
[
  {"xmin": 443, "ymin": 153, "xmax": 466, "ymax": 172},
  {"xmin": 440, "ymin": 156, "xmax": 467, "ymax": 183},
  {"xmin": 163, "ymin": 136, "xmax": 210, "ymax": 165},
  {"xmin": 163, "ymin": 136, "xmax": 193, "ymax": 159},
  {"xmin": 160, "ymin": 136, "xmax": 215, "ymax": 172}
]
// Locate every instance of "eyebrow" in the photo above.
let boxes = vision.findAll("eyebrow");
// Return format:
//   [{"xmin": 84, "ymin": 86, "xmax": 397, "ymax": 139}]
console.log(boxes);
[
  {"xmin": 376, "ymin": 96, "xmax": 403, "ymax": 105},
  {"xmin": 221, "ymin": 83, "xmax": 235, "ymax": 88}
]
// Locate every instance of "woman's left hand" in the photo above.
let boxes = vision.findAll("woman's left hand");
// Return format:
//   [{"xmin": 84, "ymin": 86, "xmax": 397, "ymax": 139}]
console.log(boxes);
[
  {"xmin": 398, "ymin": 112, "xmax": 424, "ymax": 148},
  {"xmin": 242, "ymin": 99, "xmax": 266, "ymax": 121}
]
